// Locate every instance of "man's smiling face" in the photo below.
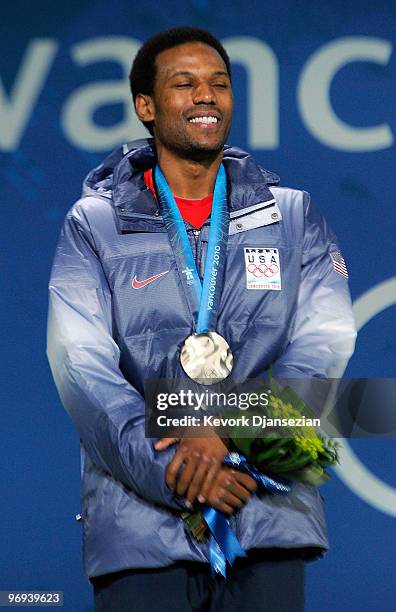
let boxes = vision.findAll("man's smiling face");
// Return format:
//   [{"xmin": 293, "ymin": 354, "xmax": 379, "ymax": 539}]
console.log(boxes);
[{"xmin": 149, "ymin": 41, "xmax": 233, "ymax": 159}]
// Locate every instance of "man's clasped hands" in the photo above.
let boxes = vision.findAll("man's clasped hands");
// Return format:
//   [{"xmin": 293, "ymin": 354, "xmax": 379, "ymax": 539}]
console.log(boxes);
[{"xmin": 155, "ymin": 431, "xmax": 257, "ymax": 514}]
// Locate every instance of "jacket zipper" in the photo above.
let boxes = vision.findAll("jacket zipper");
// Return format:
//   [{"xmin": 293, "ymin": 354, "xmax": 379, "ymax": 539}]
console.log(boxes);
[{"xmin": 193, "ymin": 229, "xmax": 203, "ymax": 280}]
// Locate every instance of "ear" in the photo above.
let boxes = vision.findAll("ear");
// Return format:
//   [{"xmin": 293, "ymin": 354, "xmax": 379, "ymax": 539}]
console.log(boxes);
[{"xmin": 135, "ymin": 93, "xmax": 156, "ymax": 123}]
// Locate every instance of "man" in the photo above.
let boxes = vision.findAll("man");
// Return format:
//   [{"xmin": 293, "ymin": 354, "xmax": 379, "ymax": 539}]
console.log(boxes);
[{"xmin": 47, "ymin": 27, "xmax": 356, "ymax": 611}]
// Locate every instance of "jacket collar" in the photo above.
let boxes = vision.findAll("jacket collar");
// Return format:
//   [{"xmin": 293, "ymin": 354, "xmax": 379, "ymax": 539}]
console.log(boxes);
[{"xmin": 83, "ymin": 138, "xmax": 280, "ymax": 231}]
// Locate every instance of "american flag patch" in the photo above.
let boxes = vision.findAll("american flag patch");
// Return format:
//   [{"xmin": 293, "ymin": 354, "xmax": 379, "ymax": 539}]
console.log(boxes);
[{"xmin": 330, "ymin": 251, "xmax": 348, "ymax": 278}]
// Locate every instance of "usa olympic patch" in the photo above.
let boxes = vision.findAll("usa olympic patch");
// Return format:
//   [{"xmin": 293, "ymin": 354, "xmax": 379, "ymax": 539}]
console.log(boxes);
[{"xmin": 244, "ymin": 248, "xmax": 281, "ymax": 290}]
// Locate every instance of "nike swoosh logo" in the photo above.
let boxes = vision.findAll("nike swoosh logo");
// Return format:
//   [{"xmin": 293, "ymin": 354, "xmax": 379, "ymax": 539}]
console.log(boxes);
[{"xmin": 131, "ymin": 270, "xmax": 169, "ymax": 289}]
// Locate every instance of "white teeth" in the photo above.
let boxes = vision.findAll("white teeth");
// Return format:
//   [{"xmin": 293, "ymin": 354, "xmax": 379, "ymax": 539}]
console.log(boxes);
[{"xmin": 189, "ymin": 116, "xmax": 218, "ymax": 124}]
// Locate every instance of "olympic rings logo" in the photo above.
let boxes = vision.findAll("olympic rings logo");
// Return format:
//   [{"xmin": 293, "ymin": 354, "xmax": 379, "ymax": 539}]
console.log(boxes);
[{"xmin": 247, "ymin": 263, "xmax": 279, "ymax": 278}]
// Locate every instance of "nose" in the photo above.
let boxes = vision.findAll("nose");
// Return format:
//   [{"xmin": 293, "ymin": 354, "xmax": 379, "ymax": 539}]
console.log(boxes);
[{"xmin": 192, "ymin": 82, "xmax": 216, "ymax": 105}]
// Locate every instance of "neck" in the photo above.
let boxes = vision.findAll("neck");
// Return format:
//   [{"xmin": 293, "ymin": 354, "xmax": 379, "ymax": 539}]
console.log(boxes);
[{"xmin": 155, "ymin": 144, "xmax": 223, "ymax": 199}]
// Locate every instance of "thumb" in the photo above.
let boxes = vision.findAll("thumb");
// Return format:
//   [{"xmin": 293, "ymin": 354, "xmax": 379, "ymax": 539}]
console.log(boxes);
[{"xmin": 154, "ymin": 437, "xmax": 179, "ymax": 450}]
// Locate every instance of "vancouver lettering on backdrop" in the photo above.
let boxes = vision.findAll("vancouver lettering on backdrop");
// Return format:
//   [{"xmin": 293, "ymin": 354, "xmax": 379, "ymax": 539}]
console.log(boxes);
[{"xmin": 0, "ymin": 36, "xmax": 393, "ymax": 152}]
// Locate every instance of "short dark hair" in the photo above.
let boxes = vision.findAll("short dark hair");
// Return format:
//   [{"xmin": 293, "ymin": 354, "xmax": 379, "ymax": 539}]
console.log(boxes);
[{"xmin": 129, "ymin": 27, "xmax": 231, "ymax": 135}]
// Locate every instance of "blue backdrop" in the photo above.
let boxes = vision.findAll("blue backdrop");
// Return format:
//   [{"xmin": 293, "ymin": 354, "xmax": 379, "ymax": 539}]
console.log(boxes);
[{"xmin": 1, "ymin": 1, "xmax": 395, "ymax": 610}]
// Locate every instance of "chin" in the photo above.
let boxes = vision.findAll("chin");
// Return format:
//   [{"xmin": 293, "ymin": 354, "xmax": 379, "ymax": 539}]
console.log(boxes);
[{"xmin": 181, "ymin": 139, "xmax": 225, "ymax": 160}]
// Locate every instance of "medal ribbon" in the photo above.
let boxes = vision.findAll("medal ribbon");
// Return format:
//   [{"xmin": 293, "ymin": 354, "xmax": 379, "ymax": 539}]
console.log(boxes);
[
  {"xmin": 203, "ymin": 507, "xmax": 246, "ymax": 576},
  {"xmin": 155, "ymin": 165, "xmax": 251, "ymax": 576},
  {"xmin": 154, "ymin": 164, "xmax": 229, "ymax": 333}
]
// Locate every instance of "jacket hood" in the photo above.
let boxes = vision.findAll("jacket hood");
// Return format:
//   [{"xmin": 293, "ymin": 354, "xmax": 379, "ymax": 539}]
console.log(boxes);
[{"xmin": 82, "ymin": 138, "xmax": 280, "ymax": 218}]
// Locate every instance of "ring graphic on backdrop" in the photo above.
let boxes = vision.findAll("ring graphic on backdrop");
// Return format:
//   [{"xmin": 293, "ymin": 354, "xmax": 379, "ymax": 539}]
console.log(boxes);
[
  {"xmin": 337, "ymin": 277, "xmax": 396, "ymax": 517},
  {"xmin": 247, "ymin": 263, "xmax": 279, "ymax": 278}
]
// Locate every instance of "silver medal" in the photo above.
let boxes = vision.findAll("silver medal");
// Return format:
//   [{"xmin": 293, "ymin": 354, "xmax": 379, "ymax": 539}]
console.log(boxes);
[{"xmin": 180, "ymin": 331, "xmax": 233, "ymax": 385}]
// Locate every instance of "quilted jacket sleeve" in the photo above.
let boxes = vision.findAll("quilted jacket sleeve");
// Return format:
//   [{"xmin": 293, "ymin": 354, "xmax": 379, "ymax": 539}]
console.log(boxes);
[
  {"xmin": 46, "ymin": 204, "xmax": 184, "ymax": 511},
  {"xmin": 272, "ymin": 192, "xmax": 357, "ymax": 381}
]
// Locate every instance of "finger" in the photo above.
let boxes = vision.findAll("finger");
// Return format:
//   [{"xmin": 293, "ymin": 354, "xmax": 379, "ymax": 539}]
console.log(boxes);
[
  {"xmin": 234, "ymin": 471, "xmax": 258, "ymax": 493},
  {"xmin": 165, "ymin": 448, "xmax": 186, "ymax": 489},
  {"xmin": 222, "ymin": 476, "xmax": 252, "ymax": 504},
  {"xmin": 207, "ymin": 488, "xmax": 236, "ymax": 515},
  {"xmin": 210, "ymin": 476, "xmax": 247, "ymax": 509},
  {"xmin": 206, "ymin": 468, "xmax": 255, "ymax": 504},
  {"xmin": 216, "ymin": 502, "xmax": 235, "ymax": 515},
  {"xmin": 154, "ymin": 437, "xmax": 179, "ymax": 450},
  {"xmin": 185, "ymin": 455, "xmax": 212, "ymax": 506},
  {"xmin": 176, "ymin": 453, "xmax": 200, "ymax": 497},
  {"xmin": 197, "ymin": 460, "xmax": 221, "ymax": 503},
  {"xmin": 221, "ymin": 490, "xmax": 245, "ymax": 510}
]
